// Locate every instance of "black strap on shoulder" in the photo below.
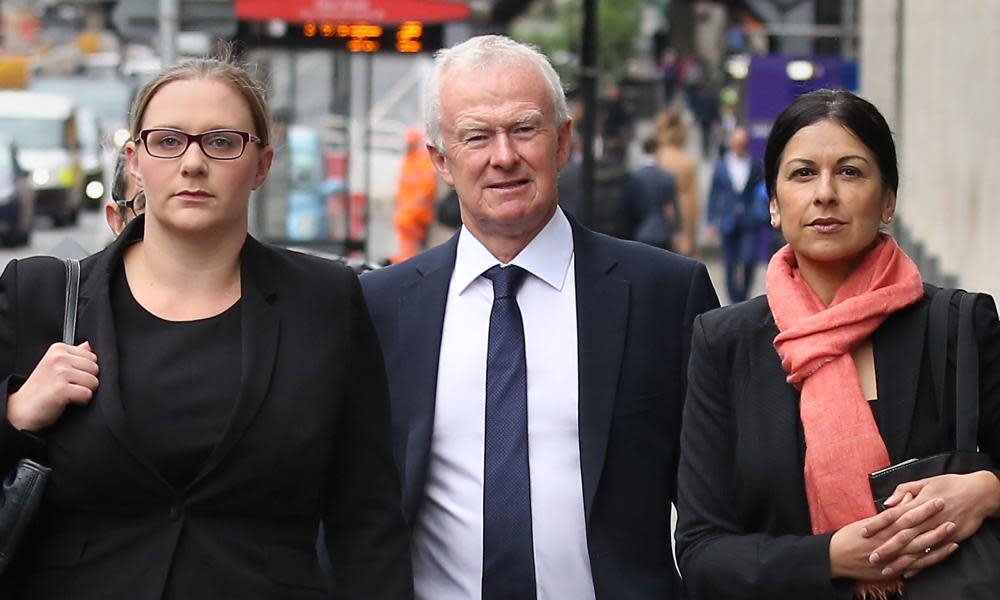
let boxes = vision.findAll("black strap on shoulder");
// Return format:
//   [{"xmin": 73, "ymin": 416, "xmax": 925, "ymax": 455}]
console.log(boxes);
[
  {"xmin": 955, "ymin": 291, "xmax": 980, "ymax": 451},
  {"xmin": 62, "ymin": 258, "xmax": 80, "ymax": 345},
  {"xmin": 928, "ymin": 287, "xmax": 982, "ymax": 452},
  {"xmin": 928, "ymin": 288, "xmax": 956, "ymax": 442}
]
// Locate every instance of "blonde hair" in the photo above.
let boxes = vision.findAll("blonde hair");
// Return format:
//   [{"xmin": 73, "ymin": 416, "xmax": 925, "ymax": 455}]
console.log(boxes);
[{"xmin": 129, "ymin": 47, "xmax": 271, "ymax": 146}]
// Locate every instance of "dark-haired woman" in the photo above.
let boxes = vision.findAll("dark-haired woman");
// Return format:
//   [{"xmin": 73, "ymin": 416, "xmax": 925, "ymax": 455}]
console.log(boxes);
[{"xmin": 675, "ymin": 89, "xmax": 1000, "ymax": 599}]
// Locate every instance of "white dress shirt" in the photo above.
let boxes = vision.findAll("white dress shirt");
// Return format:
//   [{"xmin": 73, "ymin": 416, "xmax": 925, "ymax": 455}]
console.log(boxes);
[
  {"xmin": 412, "ymin": 207, "xmax": 596, "ymax": 600},
  {"xmin": 725, "ymin": 152, "xmax": 752, "ymax": 193}
]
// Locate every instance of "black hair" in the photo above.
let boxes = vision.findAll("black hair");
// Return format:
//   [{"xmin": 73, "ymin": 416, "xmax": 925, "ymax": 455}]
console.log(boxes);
[
  {"xmin": 764, "ymin": 89, "xmax": 898, "ymax": 200},
  {"xmin": 111, "ymin": 146, "xmax": 129, "ymax": 204},
  {"xmin": 641, "ymin": 136, "xmax": 659, "ymax": 155}
]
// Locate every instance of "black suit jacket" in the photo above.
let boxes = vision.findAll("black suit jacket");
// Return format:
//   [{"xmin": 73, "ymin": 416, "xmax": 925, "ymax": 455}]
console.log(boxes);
[
  {"xmin": 675, "ymin": 289, "xmax": 1000, "ymax": 600},
  {"xmin": 361, "ymin": 216, "xmax": 719, "ymax": 598},
  {"xmin": 0, "ymin": 218, "xmax": 412, "ymax": 599}
]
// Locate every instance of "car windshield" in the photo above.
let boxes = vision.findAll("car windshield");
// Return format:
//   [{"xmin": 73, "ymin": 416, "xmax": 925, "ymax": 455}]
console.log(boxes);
[{"xmin": 0, "ymin": 118, "xmax": 65, "ymax": 150}]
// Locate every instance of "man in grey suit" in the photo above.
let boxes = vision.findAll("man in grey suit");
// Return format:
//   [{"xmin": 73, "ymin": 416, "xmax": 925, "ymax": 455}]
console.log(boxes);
[{"xmin": 362, "ymin": 34, "xmax": 719, "ymax": 600}]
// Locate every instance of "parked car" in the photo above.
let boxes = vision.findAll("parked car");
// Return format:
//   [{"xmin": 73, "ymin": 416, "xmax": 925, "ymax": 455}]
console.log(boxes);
[
  {"xmin": 0, "ymin": 91, "xmax": 82, "ymax": 227},
  {"xmin": 0, "ymin": 134, "xmax": 35, "ymax": 246}
]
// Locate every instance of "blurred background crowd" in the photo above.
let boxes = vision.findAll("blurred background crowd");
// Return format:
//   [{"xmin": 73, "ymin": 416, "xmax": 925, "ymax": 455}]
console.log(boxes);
[{"xmin": 0, "ymin": 0, "xmax": 996, "ymax": 303}]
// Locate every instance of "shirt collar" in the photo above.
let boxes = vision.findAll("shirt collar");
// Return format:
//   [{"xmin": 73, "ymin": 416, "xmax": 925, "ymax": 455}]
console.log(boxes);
[{"xmin": 453, "ymin": 207, "xmax": 574, "ymax": 295}]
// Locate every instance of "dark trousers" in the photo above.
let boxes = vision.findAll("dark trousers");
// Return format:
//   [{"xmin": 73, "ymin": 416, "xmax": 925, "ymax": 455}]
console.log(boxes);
[{"xmin": 722, "ymin": 233, "xmax": 755, "ymax": 304}]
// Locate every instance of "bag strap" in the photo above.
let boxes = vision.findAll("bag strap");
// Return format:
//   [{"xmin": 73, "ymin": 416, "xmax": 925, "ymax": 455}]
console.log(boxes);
[
  {"xmin": 62, "ymin": 258, "xmax": 80, "ymax": 345},
  {"xmin": 955, "ymin": 291, "xmax": 980, "ymax": 451},
  {"xmin": 928, "ymin": 288, "xmax": 956, "ymax": 443}
]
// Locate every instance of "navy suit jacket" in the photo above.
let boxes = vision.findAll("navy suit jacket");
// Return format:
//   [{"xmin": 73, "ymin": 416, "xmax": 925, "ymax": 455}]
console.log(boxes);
[
  {"xmin": 706, "ymin": 158, "xmax": 764, "ymax": 237},
  {"xmin": 361, "ymin": 216, "xmax": 719, "ymax": 598}
]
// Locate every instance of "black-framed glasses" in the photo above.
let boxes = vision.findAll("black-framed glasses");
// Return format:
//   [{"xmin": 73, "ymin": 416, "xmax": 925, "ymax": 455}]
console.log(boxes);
[
  {"xmin": 136, "ymin": 128, "xmax": 262, "ymax": 160},
  {"xmin": 114, "ymin": 190, "xmax": 145, "ymax": 218}
]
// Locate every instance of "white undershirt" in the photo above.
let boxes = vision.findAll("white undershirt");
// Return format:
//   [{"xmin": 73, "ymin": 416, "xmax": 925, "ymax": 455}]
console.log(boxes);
[
  {"xmin": 725, "ymin": 152, "xmax": 751, "ymax": 193},
  {"xmin": 412, "ymin": 207, "xmax": 595, "ymax": 600}
]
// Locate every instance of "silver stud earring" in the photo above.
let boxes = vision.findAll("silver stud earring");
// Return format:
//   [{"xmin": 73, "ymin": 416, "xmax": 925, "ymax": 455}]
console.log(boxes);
[{"xmin": 885, "ymin": 215, "xmax": 893, "ymax": 224}]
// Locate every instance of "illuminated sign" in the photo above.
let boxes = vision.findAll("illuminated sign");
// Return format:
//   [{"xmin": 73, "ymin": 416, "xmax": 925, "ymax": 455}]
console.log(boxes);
[{"xmin": 237, "ymin": 20, "xmax": 442, "ymax": 52}]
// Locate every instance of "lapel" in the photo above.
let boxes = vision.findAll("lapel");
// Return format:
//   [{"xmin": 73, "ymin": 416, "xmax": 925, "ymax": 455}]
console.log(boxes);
[
  {"xmin": 188, "ymin": 236, "xmax": 279, "ymax": 490},
  {"xmin": 396, "ymin": 237, "xmax": 457, "ymax": 520},
  {"xmin": 873, "ymin": 296, "xmax": 929, "ymax": 462},
  {"xmin": 570, "ymin": 221, "xmax": 630, "ymax": 520},
  {"xmin": 77, "ymin": 218, "xmax": 280, "ymax": 491},
  {"xmin": 754, "ymin": 310, "xmax": 810, "ymax": 461},
  {"xmin": 76, "ymin": 216, "xmax": 172, "ymax": 487}
]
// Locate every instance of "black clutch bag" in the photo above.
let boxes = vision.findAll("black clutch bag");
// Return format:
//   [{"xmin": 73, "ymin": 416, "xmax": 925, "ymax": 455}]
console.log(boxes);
[
  {"xmin": 867, "ymin": 288, "xmax": 1000, "ymax": 600},
  {"xmin": 869, "ymin": 451, "xmax": 993, "ymax": 512},
  {"xmin": 0, "ymin": 258, "xmax": 79, "ymax": 574}
]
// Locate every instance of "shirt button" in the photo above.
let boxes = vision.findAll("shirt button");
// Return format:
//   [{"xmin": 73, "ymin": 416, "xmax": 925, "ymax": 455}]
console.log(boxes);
[{"xmin": 169, "ymin": 505, "xmax": 183, "ymax": 521}]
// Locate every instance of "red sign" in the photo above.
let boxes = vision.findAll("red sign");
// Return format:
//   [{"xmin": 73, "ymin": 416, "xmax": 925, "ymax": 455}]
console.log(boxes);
[{"xmin": 235, "ymin": 0, "xmax": 470, "ymax": 25}]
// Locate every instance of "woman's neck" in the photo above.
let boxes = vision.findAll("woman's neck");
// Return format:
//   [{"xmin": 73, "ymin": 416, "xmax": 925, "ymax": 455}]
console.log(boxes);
[
  {"xmin": 795, "ymin": 255, "xmax": 862, "ymax": 306},
  {"xmin": 123, "ymin": 218, "xmax": 244, "ymax": 320}
]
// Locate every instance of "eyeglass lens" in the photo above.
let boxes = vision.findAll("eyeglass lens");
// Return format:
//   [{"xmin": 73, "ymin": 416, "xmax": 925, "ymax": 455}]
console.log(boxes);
[
  {"xmin": 145, "ymin": 130, "xmax": 247, "ymax": 160},
  {"xmin": 130, "ymin": 191, "xmax": 146, "ymax": 215}
]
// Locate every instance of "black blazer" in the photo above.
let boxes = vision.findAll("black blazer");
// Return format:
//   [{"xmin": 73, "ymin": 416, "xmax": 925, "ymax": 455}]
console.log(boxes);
[
  {"xmin": 675, "ymin": 289, "xmax": 1000, "ymax": 600},
  {"xmin": 361, "ymin": 216, "xmax": 720, "ymax": 599},
  {"xmin": 0, "ymin": 218, "xmax": 412, "ymax": 599}
]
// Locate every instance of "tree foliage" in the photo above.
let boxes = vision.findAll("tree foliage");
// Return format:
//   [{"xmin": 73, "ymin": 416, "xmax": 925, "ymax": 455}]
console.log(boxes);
[{"xmin": 510, "ymin": 0, "xmax": 644, "ymax": 90}]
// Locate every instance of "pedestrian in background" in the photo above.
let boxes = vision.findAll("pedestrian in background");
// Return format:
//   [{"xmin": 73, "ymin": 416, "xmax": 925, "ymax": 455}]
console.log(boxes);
[
  {"xmin": 676, "ymin": 89, "xmax": 1000, "ymax": 599},
  {"xmin": 624, "ymin": 136, "xmax": 678, "ymax": 251},
  {"xmin": 0, "ymin": 52, "xmax": 411, "ymax": 599},
  {"xmin": 106, "ymin": 145, "xmax": 144, "ymax": 236},
  {"xmin": 362, "ymin": 34, "xmax": 718, "ymax": 600},
  {"xmin": 707, "ymin": 125, "xmax": 764, "ymax": 303},
  {"xmin": 392, "ymin": 126, "xmax": 437, "ymax": 264},
  {"xmin": 655, "ymin": 107, "xmax": 700, "ymax": 256}
]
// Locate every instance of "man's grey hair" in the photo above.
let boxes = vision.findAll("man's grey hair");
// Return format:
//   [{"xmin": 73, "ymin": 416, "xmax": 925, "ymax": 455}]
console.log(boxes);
[{"xmin": 424, "ymin": 35, "xmax": 570, "ymax": 152}]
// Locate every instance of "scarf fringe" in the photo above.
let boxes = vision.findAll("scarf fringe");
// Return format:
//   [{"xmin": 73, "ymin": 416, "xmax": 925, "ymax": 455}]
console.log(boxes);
[{"xmin": 856, "ymin": 579, "xmax": 903, "ymax": 599}]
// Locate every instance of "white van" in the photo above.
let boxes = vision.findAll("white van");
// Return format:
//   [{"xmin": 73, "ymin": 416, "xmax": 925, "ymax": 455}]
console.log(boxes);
[{"xmin": 0, "ymin": 91, "xmax": 83, "ymax": 226}]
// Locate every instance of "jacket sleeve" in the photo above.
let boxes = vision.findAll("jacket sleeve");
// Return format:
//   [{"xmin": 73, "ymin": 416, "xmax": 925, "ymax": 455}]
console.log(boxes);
[
  {"xmin": 675, "ymin": 314, "xmax": 854, "ymax": 600},
  {"xmin": 323, "ymin": 269, "xmax": 414, "ymax": 599},
  {"xmin": 0, "ymin": 260, "xmax": 46, "ymax": 473}
]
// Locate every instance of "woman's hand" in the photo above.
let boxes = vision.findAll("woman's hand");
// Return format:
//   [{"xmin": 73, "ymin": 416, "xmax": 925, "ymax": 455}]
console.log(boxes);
[
  {"xmin": 865, "ymin": 472, "xmax": 1000, "ymax": 577},
  {"xmin": 829, "ymin": 497, "xmax": 958, "ymax": 581},
  {"xmin": 6, "ymin": 341, "xmax": 99, "ymax": 432}
]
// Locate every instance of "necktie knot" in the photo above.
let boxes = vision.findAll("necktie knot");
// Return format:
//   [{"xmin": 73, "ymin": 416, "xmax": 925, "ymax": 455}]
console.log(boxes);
[{"xmin": 484, "ymin": 265, "xmax": 528, "ymax": 299}]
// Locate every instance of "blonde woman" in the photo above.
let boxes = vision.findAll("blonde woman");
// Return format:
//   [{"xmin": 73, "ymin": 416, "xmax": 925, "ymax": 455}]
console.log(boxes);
[{"xmin": 0, "ymin": 54, "xmax": 412, "ymax": 599}]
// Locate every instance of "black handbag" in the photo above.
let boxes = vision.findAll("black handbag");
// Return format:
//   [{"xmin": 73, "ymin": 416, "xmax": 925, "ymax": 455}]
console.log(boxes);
[
  {"xmin": 0, "ymin": 257, "xmax": 79, "ymax": 573},
  {"xmin": 868, "ymin": 288, "xmax": 1000, "ymax": 599}
]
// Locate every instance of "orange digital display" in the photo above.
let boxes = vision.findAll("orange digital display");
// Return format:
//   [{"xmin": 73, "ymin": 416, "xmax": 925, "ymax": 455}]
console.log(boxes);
[
  {"xmin": 237, "ymin": 20, "xmax": 444, "ymax": 53},
  {"xmin": 301, "ymin": 21, "xmax": 427, "ymax": 53}
]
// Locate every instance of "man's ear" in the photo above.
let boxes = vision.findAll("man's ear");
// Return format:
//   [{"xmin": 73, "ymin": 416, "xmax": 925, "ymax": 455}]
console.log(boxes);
[
  {"xmin": 427, "ymin": 143, "xmax": 454, "ymax": 186},
  {"xmin": 556, "ymin": 117, "xmax": 573, "ymax": 171}
]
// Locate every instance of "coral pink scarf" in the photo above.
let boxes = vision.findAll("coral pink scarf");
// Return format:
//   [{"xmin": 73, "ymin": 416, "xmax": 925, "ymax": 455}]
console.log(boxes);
[{"xmin": 766, "ymin": 234, "xmax": 923, "ymax": 596}]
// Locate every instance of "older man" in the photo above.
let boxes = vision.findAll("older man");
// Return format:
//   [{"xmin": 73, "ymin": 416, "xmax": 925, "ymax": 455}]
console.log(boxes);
[{"xmin": 361, "ymin": 35, "xmax": 719, "ymax": 599}]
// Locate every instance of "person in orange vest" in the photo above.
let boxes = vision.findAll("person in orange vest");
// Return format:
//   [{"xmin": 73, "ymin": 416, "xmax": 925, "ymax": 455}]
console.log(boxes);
[{"xmin": 392, "ymin": 126, "xmax": 437, "ymax": 263}]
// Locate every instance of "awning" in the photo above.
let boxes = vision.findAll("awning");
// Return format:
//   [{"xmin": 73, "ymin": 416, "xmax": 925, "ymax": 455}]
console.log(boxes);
[{"xmin": 235, "ymin": 0, "xmax": 471, "ymax": 25}]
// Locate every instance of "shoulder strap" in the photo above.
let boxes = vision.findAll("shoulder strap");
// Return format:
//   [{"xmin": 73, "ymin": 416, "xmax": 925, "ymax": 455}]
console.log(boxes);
[
  {"xmin": 955, "ymin": 291, "xmax": 980, "ymax": 451},
  {"xmin": 928, "ymin": 287, "xmax": 956, "ymax": 441},
  {"xmin": 62, "ymin": 258, "xmax": 80, "ymax": 345}
]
